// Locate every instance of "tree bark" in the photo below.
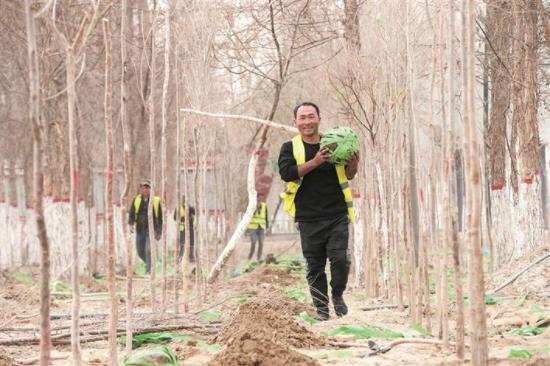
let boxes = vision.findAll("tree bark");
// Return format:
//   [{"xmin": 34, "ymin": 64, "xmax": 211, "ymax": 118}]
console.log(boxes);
[
  {"xmin": 24, "ymin": 2, "xmax": 51, "ymax": 364},
  {"xmin": 486, "ymin": 0, "xmax": 511, "ymax": 190},
  {"xmin": 102, "ymin": 18, "xmax": 118, "ymax": 366},
  {"xmin": 66, "ymin": 45, "xmax": 82, "ymax": 366},
  {"xmin": 518, "ymin": 1, "xmax": 539, "ymax": 181},
  {"xmin": 448, "ymin": 0, "xmax": 464, "ymax": 358},
  {"xmin": 174, "ymin": 24, "xmax": 182, "ymax": 316},
  {"xmin": 120, "ymin": 0, "xmax": 134, "ymax": 355},
  {"xmin": 147, "ymin": 7, "xmax": 158, "ymax": 308},
  {"xmin": 207, "ymin": 150, "xmax": 259, "ymax": 283},
  {"xmin": 405, "ymin": 1, "xmax": 420, "ymax": 268},
  {"xmin": 160, "ymin": 5, "xmax": 171, "ymax": 313},
  {"xmin": 463, "ymin": 0, "xmax": 489, "ymax": 364}
]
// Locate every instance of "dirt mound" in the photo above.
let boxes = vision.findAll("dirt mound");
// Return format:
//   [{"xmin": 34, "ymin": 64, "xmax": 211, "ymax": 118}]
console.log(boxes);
[
  {"xmin": 486, "ymin": 245, "xmax": 550, "ymax": 296},
  {"xmin": 215, "ymin": 295, "xmax": 324, "ymax": 349},
  {"xmin": 0, "ymin": 353, "xmax": 16, "ymax": 366},
  {"xmin": 235, "ymin": 265, "xmax": 298, "ymax": 287},
  {"xmin": 254, "ymin": 289, "xmax": 311, "ymax": 316},
  {"xmin": 79, "ymin": 275, "xmax": 107, "ymax": 293},
  {"xmin": 209, "ymin": 331, "xmax": 318, "ymax": 366}
]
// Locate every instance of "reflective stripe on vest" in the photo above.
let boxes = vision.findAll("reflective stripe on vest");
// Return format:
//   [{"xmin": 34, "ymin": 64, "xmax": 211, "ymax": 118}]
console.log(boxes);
[
  {"xmin": 178, "ymin": 206, "xmax": 185, "ymax": 232},
  {"xmin": 133, "ymin": 195, "xmax": 160, "ymax": 224},
  {"xmin": 279, "ymin": 135, "xmax": 355, "ymax": 223},
  {"xmin": 247, "ymin": 202, "xmax": 267, "ymax": 230}
]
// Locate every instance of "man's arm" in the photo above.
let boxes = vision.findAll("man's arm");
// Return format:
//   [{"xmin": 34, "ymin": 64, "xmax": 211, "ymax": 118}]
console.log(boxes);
[
  {"xmin": 345, "ymin": 153, "xmax": 359, "ymax": 180},
  {"xmin": 278, "ymin": 142, "xmax": 330, "ymax": 181},
  {"xmin": 297, "ymin": 147, "xmax": 330, "ymax": 177},
  {"xmin": 278, "ymin": 142, "xmax": 299, "ymax": 182}
]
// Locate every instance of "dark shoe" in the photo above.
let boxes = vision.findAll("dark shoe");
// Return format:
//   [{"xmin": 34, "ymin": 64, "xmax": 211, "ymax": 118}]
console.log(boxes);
[
  {"xmin": 314, "ymin": 308, "xmax": 330, "ymax": 321},
  {"xmin": 333, "ymin": 296, "xmax": 348, "ymax": 317}
]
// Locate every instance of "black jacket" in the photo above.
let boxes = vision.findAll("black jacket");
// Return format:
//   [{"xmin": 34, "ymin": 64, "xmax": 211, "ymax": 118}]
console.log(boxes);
[
  {"xmin": 278, "ymin": 139, "xmax": 347, "ymax": 222},
  {"xmin": 128, "ymin": 195, "xmax": 163, "ymax": 235}
]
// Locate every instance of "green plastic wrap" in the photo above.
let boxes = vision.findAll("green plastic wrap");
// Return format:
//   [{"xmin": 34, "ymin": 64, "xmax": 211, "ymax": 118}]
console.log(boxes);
[
  {"xmin": 320, "ymin": 126, "xmax": 359, "ymax": 164},
  {"xmin": 123, "ymin": 345, "xmax": 179, "ymax": 366}
]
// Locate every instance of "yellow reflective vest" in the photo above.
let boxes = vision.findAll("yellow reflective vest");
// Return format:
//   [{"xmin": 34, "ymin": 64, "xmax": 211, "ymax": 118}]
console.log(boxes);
[
  {"xmin": 247, "ymin": 202, "xmax": 267, "ymax": 230},
  {"xmin": 279, "ymin": 135, "xmax": 355, "ymax": 223},
  {"xmin": 133, "ymin": 194, "xmax": 161, "ymax": 224},
  {"xmin": 178, "ymin": 206, "xmax": 186, "ymax": 232}
]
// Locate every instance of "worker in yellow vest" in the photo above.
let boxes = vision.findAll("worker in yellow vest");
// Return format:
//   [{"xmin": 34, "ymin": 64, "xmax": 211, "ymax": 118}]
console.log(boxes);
[
  {"xmin": 246, "ymin": 200, "xmax": 268, "ymax": 261},
  {"xmin": 128, "ymin": 180, "xmax": 163, "ymax": 274},
  {"xmin": 278, "ymin": 102, "xmax": 359, "ymax": 321},
  {"xmin": 173, "ymin": 195, "xmax": 196, "ymax": 263}
]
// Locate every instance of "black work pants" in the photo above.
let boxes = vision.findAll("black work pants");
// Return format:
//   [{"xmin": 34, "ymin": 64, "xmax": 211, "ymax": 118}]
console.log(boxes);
[
  {"xmin": 135, "ymin": 229, "xmax": 151, "ymax": 273},
  {"xmin": 178, "ymin": 230, "xmax": 195, "ymax": 263},
  {"xmin": 298, "ymin": 215, "xmax": 350, "ymax": 312}
]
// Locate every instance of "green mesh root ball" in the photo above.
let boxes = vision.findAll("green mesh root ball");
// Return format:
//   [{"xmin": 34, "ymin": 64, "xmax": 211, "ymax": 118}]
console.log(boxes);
[{"xmin": 320, "ymin": 126, "xmax": 359, "ymax": 165}]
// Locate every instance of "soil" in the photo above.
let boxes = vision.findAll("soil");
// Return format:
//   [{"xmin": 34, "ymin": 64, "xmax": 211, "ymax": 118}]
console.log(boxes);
[
  {"xmin": 0, "ymin": 353, "xmax": 16, "ymax": 366},
  {"xmin": 0, "ymin": 236, "xmax": 548, "ymax": 365},
  {"xmin": 209, "ymin": 331, "xmax": 318, "ymax": 366},
  {"xmin": 240, "ymin": 265, "xmax": 298, "ymax": 287},
  {"xmin": 215, "ymin": 295, "xmax": 325, "ymax": 349},
  {"xmin": 486, "ymin": 245, "xmax": 550, "ymax": 297}
]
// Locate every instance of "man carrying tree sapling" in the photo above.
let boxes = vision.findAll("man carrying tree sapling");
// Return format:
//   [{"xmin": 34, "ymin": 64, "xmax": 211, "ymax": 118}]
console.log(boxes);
[
  {"xmin": 278, "ymin": 102, "xmax": 359, "ymax": 321},
  {"xmin": 128, "ymin": 180, "xmax": 163, "ymax": 274}
]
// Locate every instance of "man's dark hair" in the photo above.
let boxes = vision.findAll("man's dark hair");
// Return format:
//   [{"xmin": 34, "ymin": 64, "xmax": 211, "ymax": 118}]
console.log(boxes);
[{"xmin": 293, "ymin": 102, "xmax": 320, "ymax": 119}]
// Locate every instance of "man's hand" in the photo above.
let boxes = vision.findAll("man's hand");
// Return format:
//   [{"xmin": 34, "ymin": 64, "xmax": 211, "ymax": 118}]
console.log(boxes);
[
  {"xmin": 128, "ymin": 224, "xmax": 135, "ymax": 234},
  {"xmin": 345, "ymin": 152, "xmax": 359, "ymax": 179},
  {"xmin": 312, "ymin": 147, "xmax": 330, "ymax": 167},
  {"xmin": 155, "ymin": 233, "xmax": 161, "ymax": 241},
  {"xmin": 297, "ymin": 147, "xmax": 330, "ymax": 178}
]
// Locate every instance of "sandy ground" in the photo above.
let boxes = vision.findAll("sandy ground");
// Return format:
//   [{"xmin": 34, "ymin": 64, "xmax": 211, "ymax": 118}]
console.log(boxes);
[{"xmin": 0, "ymin": 235, "xmax": 548, "ymax": 366}]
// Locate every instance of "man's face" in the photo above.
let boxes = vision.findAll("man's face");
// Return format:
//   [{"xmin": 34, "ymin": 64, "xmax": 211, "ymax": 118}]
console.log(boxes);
[
  {"xmin": 294, "ymin": 105, "xmax": 320, "ymax": 138},
  {"xmin": 140, "ymin": 185, "xmax": 150, "ymax": 197}
]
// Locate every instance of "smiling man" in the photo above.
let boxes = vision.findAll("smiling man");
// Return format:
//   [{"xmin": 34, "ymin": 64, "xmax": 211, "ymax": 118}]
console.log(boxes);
[{"xmin": 278, "ymin": 102, "xmax": 359, "ymax": 321}]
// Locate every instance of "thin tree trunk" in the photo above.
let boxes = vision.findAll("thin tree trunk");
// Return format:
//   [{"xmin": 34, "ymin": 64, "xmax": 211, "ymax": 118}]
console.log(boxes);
[
  {"xmin": 24, "ymin": 2, "xmax": 51, "ymax": 364},
  {"xmin": 181, "ymin": 115, "xmax": 191, "ymax": 313},
  {"xmin": 174, "ymin": 26, "xmax": 182, "ymax": 316},
  {"xmin": 438, "ymin": 5, "xmax": 449, "ymax": 347},
  {"xmin": 405, "ymin": 1, "xmax": 420, "ymax": 268},
  {"xmin": 193, "ymin": 128, "xmax": 203, "ymax": 303},
  {"xmin": 448, "ymin": 0, "xmax": 465, "ymax": 358},
  {"xmin": 120, "ymin": 0, "xmax": 134, "ymax": 354},
  {"xmin": 160, "ymin": 6, "xmax": 171, "ymax": 313},
  {"xmin": 208, "ymin": 150, "xmax": 259, "ymax": 283},
  {"xmin": 147, "ymin": 8, "xmax": 158, "ymax": 308},
  {"xmin": 463, "ymin": 0, "xmax": 489, "ymax": 363},
  {"xmin": 66, "ymin": 46, "xmax": 82, "ymax": 366},
  {"xmin": 102, "ymin": 19, "xmax": 118, "ymax": 366}
]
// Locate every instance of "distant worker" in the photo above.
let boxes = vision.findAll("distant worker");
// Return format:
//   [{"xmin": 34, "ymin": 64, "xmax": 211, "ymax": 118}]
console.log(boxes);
[
  {"xmin": 278, "ymin": 102, "xmax": 359, "ymax": 321},
  {"xmin": 174, "ymin": 196, "xmax": 196, "ymax": 263},
  {"xmin": 128, "ymin": 180, "xmax": 163, "ymax": 274},
  {"xmin": 247, "ymin": 199, "xmax": 269, "ymax": 261}
]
